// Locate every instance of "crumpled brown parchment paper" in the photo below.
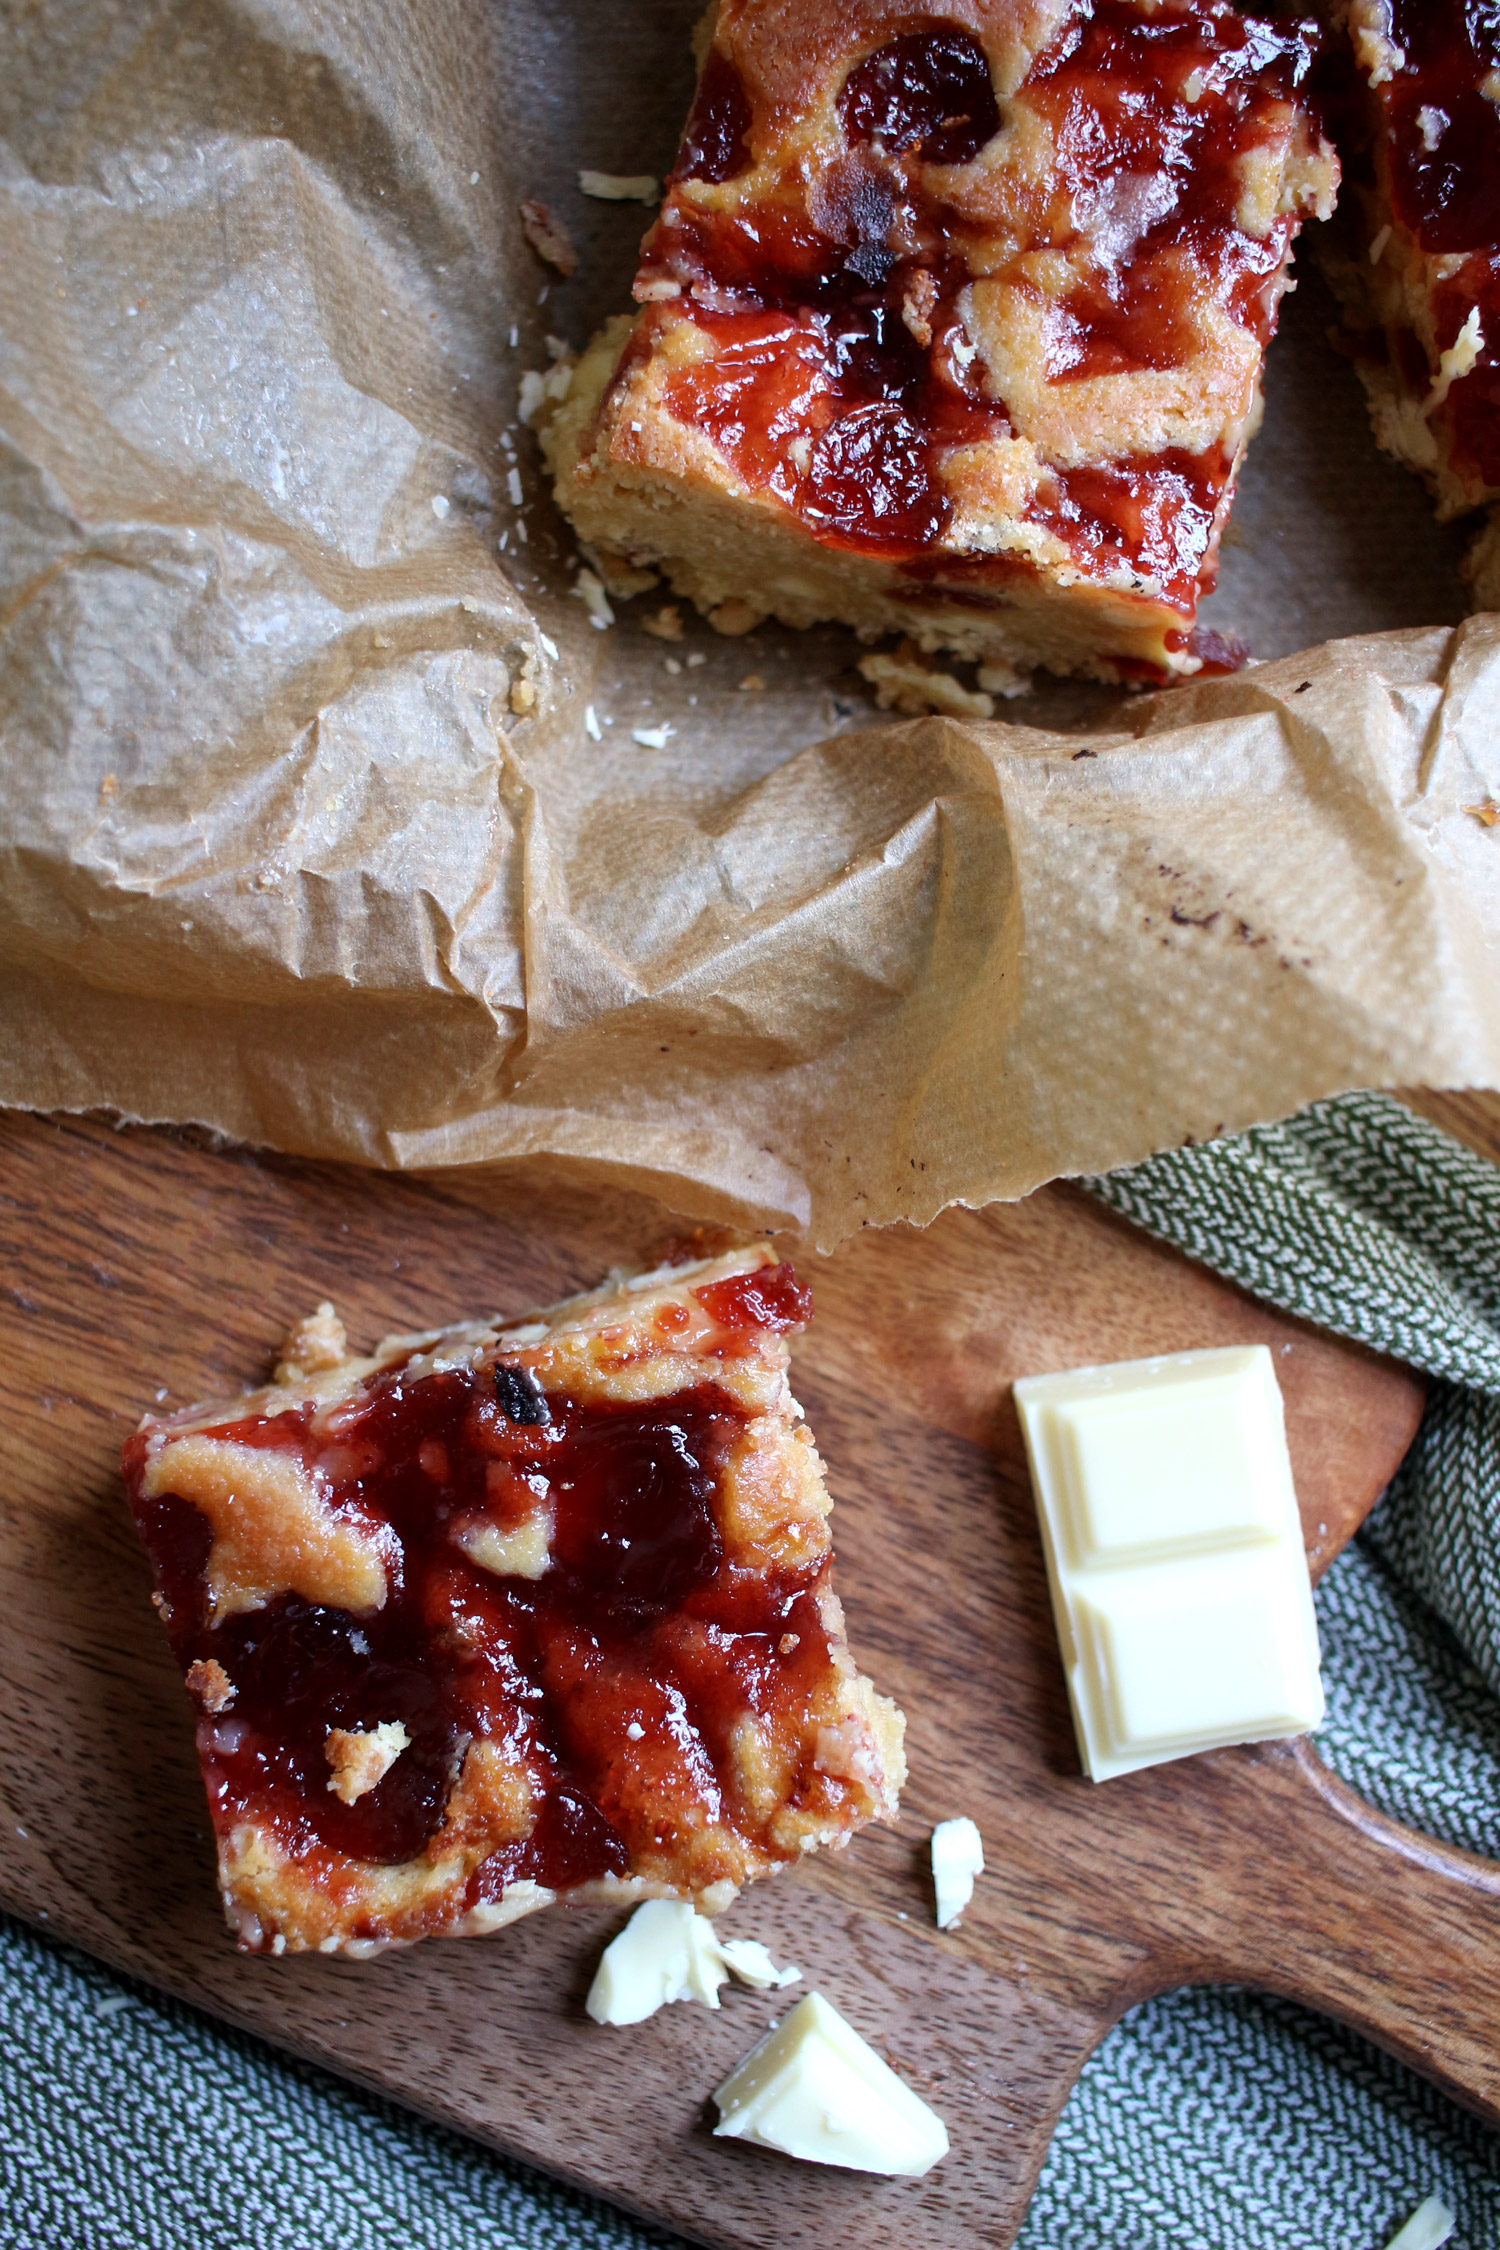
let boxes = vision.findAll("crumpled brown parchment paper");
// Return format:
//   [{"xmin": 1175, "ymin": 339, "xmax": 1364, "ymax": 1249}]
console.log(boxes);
[{"xmin": 3, "ymin": 0, "xmax": 1498, "ymax": 1246}]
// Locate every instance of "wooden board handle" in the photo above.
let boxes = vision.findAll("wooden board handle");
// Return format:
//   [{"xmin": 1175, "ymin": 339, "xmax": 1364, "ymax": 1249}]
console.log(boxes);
[{"xmin": 1203, "ymin": 1738, "xmax": 1500, "ymax": 2122}]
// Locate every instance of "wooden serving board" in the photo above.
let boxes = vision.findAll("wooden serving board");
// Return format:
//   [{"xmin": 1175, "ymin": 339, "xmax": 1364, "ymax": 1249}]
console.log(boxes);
[{"xmin": 6, "ymin": 1107, "xmax": 1500, "ymax": 2250}]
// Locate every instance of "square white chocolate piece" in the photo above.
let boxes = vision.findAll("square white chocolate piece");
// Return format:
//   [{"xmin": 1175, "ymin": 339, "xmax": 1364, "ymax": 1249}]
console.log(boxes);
[{"xmin": 1015, "ymin": 1347, "xmax": 1323, "ymax": 1782}]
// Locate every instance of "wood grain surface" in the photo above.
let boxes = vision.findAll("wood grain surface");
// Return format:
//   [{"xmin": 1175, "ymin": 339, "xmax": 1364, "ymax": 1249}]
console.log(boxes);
[{"xmin": 1, "ymin": 1099, "xmax": 1496, "ymax": 2250}]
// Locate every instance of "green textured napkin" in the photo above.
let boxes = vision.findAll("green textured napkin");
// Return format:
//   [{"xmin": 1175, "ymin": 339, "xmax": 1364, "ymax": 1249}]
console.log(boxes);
[
  {"xmin": 1085, "ymin": 1092, "xmax": 1500, "ymax": 1709},
  {"xmin": 5, "ymin": 1092, "xmax": 1500, "ymax": 2249}
]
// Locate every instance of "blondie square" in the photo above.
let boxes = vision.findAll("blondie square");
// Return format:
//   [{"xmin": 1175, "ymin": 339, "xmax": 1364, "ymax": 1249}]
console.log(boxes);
[
  {"xmin": 124, "ymin": 1248, "xmax": 904, "ymax": 1955},
  {"xmin": 544, "ymin": 0, "xmax": 1337, "ymax": 684}
]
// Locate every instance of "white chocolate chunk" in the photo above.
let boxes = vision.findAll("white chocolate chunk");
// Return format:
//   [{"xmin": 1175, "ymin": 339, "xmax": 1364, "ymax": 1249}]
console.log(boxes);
[
  {"xmin": 1384, "ymin": 2197, "xmax": 1456, "ymax": 2250},
  {"xmin": 931, "ymin": 1817, "xmax": 985, "ymax": 1929},
  {"xmin": 713, "ymin": 1992, "xmax": 948, "ymax": 2177},
  {"xmin": 715, "ymin": 1938, "xmax": 803, "ymax": 1992},
  {"xmin": 585, "ymin": 1900, "xmax": 799, "ymax": 2026},
  {"xmin": 1015, "ymin": 1347, "xmax": 1323, "ymax": 1782}
]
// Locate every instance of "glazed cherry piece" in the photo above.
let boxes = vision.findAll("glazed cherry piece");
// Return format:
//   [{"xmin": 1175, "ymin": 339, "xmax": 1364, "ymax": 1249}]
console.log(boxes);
[
  {"xmin": 694, "ymin": 1260, "xmax": 813, "ymax": 1336},
  {"xmin": 838, "ymin": 30, "xmax": 1000, "ymax": 166},
  {"xmin": 673, "ymin": 49, "xmax": 754, "ymax": 186},
  {"xmin": 1381, "ymin": 0, "xmax": 1500, "ymax": 255}
]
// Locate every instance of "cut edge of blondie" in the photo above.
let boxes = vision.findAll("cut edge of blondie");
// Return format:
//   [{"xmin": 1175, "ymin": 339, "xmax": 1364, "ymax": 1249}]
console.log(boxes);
[{"xmin": 541, "ymin": 321, "xmax": 1211, "ymax": 683}]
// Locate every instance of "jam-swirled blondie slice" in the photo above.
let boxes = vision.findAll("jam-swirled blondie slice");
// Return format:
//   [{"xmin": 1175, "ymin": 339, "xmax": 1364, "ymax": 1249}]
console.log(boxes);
[
  {"xmin": 542, "ymin": 0, "xmax": 1337, "ymax": 685},
  {"xmin": 1326, "ymin": 3, "xmax": 1500, "ymax": 606},
  {"xmin": 1331, "ymin": 1, "xmax": 1500, "ymax": 524},
  {"xmin": 123, "ymin": 1248, "xmax": 904, "ymax": 1958}
]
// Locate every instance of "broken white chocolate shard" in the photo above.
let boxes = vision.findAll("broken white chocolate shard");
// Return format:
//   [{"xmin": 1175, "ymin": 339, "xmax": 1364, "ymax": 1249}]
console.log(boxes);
[
  {"xmin": 585, "ymin": 1899, "xmax": 799, "ymax": 2026},
  {"xmin": 1384, "ymin": 2195, "xmax": 1456, "ymax": 2250},
  {"xmin": 712, "ymin": 1991, "xmax": 948, "ymax": 2178},
  {"xmin": 1014, "ymin": 1346, "xmax": 1323, "ymax": 1782},
  {"xmin": 930, "ymin": 1817, "xmax": 984, "ymax": 1930},
  {"xmin": 714, "ymin": 1937, "xmax": 803, "ymax": 1994}
]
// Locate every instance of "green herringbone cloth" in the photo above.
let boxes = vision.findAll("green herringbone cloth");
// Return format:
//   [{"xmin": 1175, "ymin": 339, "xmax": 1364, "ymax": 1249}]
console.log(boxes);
[
  {"xmin": 4, "ymin": 1092, "xmax": 1500, "ymax": 2248},
  {"xmin": 1085, "ymin": 1093, "xmax": 1500, "ymax": 1707}
]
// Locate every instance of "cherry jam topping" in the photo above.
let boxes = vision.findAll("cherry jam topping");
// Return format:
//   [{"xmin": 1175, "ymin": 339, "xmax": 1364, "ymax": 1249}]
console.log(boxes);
[
  {"xmin": 634, "ymin": 4, "xmax": 1318, "ymax": 629},
  {"xmin": 1024, "ymin": 448, "xmax": 1229, "ymax": 607},
  {"xmin": 1382, "ymin": 0, "xmax": 1500, "ymax": 255},
  {"xmin": 1023, "ymin": 3, "xmax": 1313, "ymax": 384},
  {"xmin": 694, "ymin": 1263, "xmax": 813, "ymax": 1334},
  {"xmin": 125, "ymin": 1268, "xmax": 833, "ymax": 1901},
  {"xmin": 672, "ymin": 49, "xmax": 754, "ymax": 186},
  {"xmin": 1372, "ymin": 1, "xmax": 1500, "ymax": 491},
  {"xmin": 838, "ymin": 30, "xmax": 1001, "ymax": 167}
]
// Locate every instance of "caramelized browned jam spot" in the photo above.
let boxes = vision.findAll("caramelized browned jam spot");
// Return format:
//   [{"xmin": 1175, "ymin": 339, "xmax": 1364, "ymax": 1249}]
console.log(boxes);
[
  {"xmin": 654, "ymin": 298, "xmax": 983, "ymax": 552},
  {"xmin": 493, "ymin": 1361, "xmax": 550, "ymax": 1426},
  {"xmin": 210, "ymin": 1596, "xmax": 454, "ymax": 1864},
  {"xmin": 838, "ymin": 30, "xmax": 1000, "ymax": 167},
  {"xmin": 1442, "ymin": 314, "xmax": 1500, "ymax": 489},
  {"xmin": 1179, "ymin": 623, "xmax": 1250, "ymax": 675},
  {"xmin": 127, "ymin": 1281, "xmax": 835, "ymax": 1898},
  {"xmin": 468, "ymin": 1779, "xmax": 630, "ymax": 1899},
  {"xmin": 673, "ymin": 49, "xmax": 754, "ymax": 185},
  {"xmin": 637, "ymin": 3, "xmax": 1315, "ymax": 598}
]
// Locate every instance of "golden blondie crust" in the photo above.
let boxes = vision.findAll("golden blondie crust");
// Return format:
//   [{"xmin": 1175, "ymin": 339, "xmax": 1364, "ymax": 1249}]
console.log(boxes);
[
  {"xmin": 543, "ymin": 0, "xmax": 1337, "ymax": 684},
  {"xmin": 124, "ymin": 1247, "xmax": 904, "ymax": 1957}
]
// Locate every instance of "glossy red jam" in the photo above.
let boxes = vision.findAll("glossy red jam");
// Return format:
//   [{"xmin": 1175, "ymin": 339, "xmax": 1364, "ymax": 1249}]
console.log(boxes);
[
  {"xmin": 695, "ymin": 1262, "xmax": 813, "ymax": 1334},
  {"xmin": 124, "ymin": 1268, "xmax": 833, "ymax": 1905},
  {"xmin": 631, "ymin": 2, "xmax": 1319, "ymax": 628},
  {"xmin": 672, "ymin": 49, "xmax": 754, "ymax": 187},
  {"xmin": 838, "ymin": 29, "xmax": 1001, "ymax": 166},
  {"xmin": 1375, "ymin": 0, "xmax": 1500, "ymax": 491},
  {"xmin": 1382, "ymin": 0, "xmax": 1500, "ymax": 254}
]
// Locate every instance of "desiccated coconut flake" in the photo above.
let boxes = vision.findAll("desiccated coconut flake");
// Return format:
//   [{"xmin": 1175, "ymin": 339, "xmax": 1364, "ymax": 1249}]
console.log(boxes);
[
  {"xmin": 517, "ymin": 361, "xmax": 573, "ymax": 426},
  {"xmin": 572, "ymin": 569, "xmax": 615, "ymax": 630}
]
